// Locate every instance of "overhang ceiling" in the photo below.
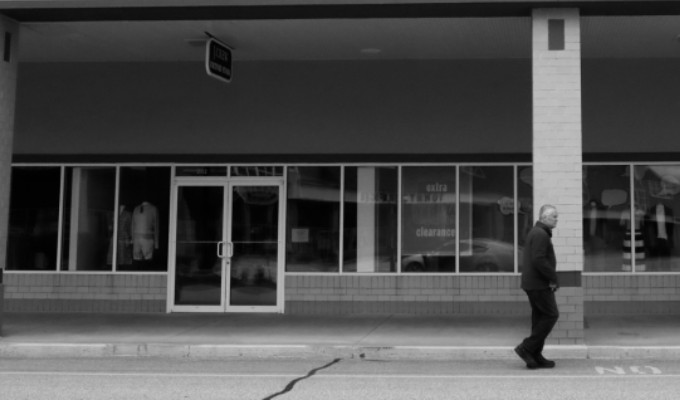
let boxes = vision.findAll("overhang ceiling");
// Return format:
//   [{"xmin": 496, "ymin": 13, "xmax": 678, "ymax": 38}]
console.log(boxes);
[
  {"xmin": 4, "ymin": 4, "xmax": 680, "ymax": 62},
  {"xmin": 17, "ymin": 18, "xmax": 534, "ymax": 62}
]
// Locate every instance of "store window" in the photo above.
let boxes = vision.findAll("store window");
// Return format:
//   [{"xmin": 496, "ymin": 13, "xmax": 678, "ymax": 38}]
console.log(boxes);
[
  {"xmin": 7, "ymin": 167, "xmax": 61, "ymax": 271},
  {"xmin": 459, "ymin": 166, "xmax": 516, "ymax": 273},
  {"xmin": 286, "ymin": 166, "xmax": 341, "ymax": 272},
  {"xmin": 582, "ymin": 165, "xmax": 631, "ymax": 272},
  {"xmin": 401, "ymin": 167, "xmax": 456, "ymax": 273},
  {"xmin": 60, "ymin": 167, "xmax": 116, "ymax": 271},
  {"xmin": 8, "ymin": 163, "xmax": 534, "ymax": 275},
  {"xmin": 116, "ymin": 167, "xmax": 170, "ymax": 271},
  {"xmin": 634, "ymin": 165, "xmax": 680, "ymax": 272},
  {"xmin": 343, "ymin": 166, "xmax": 398, "ymax": 273}
]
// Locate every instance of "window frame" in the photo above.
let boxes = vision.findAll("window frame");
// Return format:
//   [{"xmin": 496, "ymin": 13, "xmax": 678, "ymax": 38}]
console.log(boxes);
[
  {"xmin": 583, "ymin": 162, "xmax": 680, "ymax": 276},
  {"xmin": 8, "ymin": 163, "xmax": 172, "ymax": 274}
]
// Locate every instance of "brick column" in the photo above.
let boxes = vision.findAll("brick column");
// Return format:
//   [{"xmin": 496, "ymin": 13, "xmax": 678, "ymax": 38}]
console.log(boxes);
[
  {"xmin": 532, "ymin": 9, "xmax": 584, "ymax": 345},
  {"xmin": 0, "ymin": 15, "xmax": 19, "ymax": 306}
]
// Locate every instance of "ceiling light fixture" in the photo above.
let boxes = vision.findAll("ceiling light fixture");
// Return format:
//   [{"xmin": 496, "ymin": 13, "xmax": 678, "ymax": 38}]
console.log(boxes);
[{"xmin": 360, "ymin": 48, "xmax": 382, "ymax": 55}]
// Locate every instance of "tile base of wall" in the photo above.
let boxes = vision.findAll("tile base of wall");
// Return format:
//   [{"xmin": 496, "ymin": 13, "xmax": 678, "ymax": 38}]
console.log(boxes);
[
  {"xmin": 285, "ymin": 301, "xmax": 530, "ymax": 315},
  {"xmin": 0, "ymin": 285, "xmax": 4, "ymax": 331},
  {"xmin": 4, "ymin": 299, "xmax": 165, "ymax": 313},
  {"xmin": 585, "ymin": 301, "xmax": 680, "ymax": 315}
]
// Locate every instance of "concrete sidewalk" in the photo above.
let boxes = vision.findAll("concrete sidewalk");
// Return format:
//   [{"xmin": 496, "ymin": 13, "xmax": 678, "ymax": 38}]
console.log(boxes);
[{"xmin": 1, "ymin": 313, "xmax": 679, "ymax": 360}]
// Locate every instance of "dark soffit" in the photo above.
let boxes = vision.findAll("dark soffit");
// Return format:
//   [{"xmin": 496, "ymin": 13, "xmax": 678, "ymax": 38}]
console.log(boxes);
[{"xmin": 2, "ymin": 2, "xmax": 680, "ymax": 23}]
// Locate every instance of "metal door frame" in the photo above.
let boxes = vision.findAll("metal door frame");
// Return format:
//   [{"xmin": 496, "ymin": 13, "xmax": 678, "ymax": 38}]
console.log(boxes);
[{"xmin": 167, "ymin": 177, "xmax": 285, "ymax": 313}]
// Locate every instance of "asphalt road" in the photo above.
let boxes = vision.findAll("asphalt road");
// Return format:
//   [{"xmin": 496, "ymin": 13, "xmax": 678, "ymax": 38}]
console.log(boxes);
[{"xmin": 1, "ymin": 357, "xmax": 678, "ymax": 400}]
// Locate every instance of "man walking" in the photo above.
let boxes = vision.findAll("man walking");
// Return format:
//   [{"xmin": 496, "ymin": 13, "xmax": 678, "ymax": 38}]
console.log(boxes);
[{"xmin": 515, "ymin": 204, "xmax": 560, "ymax": 369}]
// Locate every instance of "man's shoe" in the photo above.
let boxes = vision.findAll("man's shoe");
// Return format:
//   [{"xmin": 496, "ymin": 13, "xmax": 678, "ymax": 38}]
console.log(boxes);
[
  {"xmin": 514, "ymin": 345, "xmax": 539, "ymax": 369},
  {"xmin": 533, "ymin": 353, "xmax": 556, "ymax": 368}
]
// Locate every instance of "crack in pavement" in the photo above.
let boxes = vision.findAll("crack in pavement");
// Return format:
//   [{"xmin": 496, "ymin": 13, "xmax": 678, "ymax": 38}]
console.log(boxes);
[
  {"xmin": 355, "ymin": 314, "xmax": 394, "ymax": 346},
  {"xmin": 261, "ymin": 358, "xmax": 342, "ymax": 400}
]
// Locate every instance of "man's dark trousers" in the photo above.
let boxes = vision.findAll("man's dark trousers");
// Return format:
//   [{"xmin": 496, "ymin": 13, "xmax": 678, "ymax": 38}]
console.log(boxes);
[{"xmin": 521, "ymin": 289, "xmax": 559, "ymax": 355}]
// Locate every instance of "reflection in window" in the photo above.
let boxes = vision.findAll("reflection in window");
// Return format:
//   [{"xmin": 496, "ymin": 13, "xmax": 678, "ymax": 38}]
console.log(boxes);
[
  {"xmin": 286, "ymin": 167, "xmax": 341, "ymax": 272},
  {"xmin": 231, "ymin": 166, "xmax": 283, "ymax": 177},
  {"xmin": 582, "ymin": 165, "xmax": 631, "ymax": 272},
  {"xmin": 116, "ymin": 167, "xmax": 170, "ymax": 271},
  {"xmin": 7, "ymin": 167, "xmax": 61, "ymax": 270},
  {"xmin": 517, "ymin": 167, "xmax": 533, "ymax": 253},
  {"xmin": 174, "ymin": 186, "xmax": 224, "ymax": 306},
  {"xmin": 459, "ymin": 167, "xmax": 515, "ymax": 273},
  {"xmin": 343, "ymin": 167, "xmax": 398, "ymax": 273},
  {"xmin": 231, "ymin": 185, "xmax": 280, "ymax": 306},
  {"xmin": 635, "ymin": 165, "xmax": 680, "ymax": 272},
  {"xmin": 61, "ymin": 167, "xmax": 116, "ymax": 271},
  {"xmin": 175, "ymin": 166, "xmax": 227, "ymax": 177},
  {"xmin": 401, "ymin": 167, "xmax": 456, "ymax": 273}
]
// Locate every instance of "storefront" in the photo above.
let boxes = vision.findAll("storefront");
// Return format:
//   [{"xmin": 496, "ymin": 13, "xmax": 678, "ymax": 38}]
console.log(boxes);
[
  {"xmin": 2, "ymin": 1, "xmax": 680, "ymax": 346},
  {"xmin": 6, "ymin": 163, "xmax": 532, "ymax": 313}
]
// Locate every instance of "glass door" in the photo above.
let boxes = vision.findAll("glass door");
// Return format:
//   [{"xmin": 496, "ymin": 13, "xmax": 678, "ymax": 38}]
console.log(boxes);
[
  {"xmin": 171, "ymin": 183, "xmax": 227, "ymax": 311},
  {"xmin": 170, "ymin": 179, "xmax": 283, "ymax": 312},
  {"xmin": 227, "ymin": 183, "xmax": 282, "ymax": 312}
]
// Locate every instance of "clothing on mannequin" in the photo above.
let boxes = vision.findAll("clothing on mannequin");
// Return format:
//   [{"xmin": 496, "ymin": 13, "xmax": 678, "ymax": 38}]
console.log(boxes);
[
  {"xmin": 583, "ymin": 200, "xmax": 606, "ymax": 254},
  {"xmin": 588, "ymin": 202, "xmax": 597, "ymax": 236},
  {"xmin": 620, "ymin": 205, "xmax": 645, "ymax": 272},
  {"xmin": 132, "ymin": 201, "xmax": 159, "ymax": 261},
  {"xmin": 646, "ymin": 203, "xmax": 674, "ymax": 243},
  {"xmin": 644, "ymin": 203, "xmax": 674, "ymax": 270}
]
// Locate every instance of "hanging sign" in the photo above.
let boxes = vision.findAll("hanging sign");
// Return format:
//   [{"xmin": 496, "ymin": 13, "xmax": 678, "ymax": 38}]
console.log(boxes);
[{"xmin": 205, "ymin": 38, "xmax": 232, "ymax": 83}]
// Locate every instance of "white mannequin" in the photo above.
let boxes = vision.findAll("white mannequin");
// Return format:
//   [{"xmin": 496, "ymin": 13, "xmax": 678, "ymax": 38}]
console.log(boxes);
[{"xmin": 132, "ymin": 201, "xmax": 159, "ymax": 260}]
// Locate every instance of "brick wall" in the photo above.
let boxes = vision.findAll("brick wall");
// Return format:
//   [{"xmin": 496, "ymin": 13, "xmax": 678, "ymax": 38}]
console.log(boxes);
[
  {"xmin": 285, "ymin": 275, "xmax": 583, "ymax": 344},
  {"xmin": 550, "ymin": 287, "xmax": 584, "ymax": 345},
  {"xmin": 532, "ymin": 8, "xmax": 584, "ymax": 345},
  {"xmin": 285, "ymin": 275, "xmax": 529, "ymax": 315},
  {"xmin": 532, "ymin": 8, "xmax": 584, "ymax": 273},
  {"xmin": 5, "ymin": 271, "xmax": 678, "ymax": 323},
  {"xmin": 584, "ymin": 275, "xmax": 680, "ymax": 315},
  {"xmin": 4, "ymin": 273, "xmax": 167, "ymax": 312}
]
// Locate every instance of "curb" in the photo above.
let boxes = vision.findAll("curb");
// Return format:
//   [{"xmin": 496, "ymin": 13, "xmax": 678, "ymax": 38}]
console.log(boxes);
[
  {"xmin": 3, "ymin": 343, "xmax": 679, "ymax": 360},
  {"xmin": 587, "ymin": 346, "xmax": 680, "ymax": 360}
]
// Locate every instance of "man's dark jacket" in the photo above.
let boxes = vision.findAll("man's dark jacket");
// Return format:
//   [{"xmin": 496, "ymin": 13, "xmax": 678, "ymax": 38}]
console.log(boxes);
[{"xmin": 521, "ymin": 221, "xmax": 558, "ymax": 290}]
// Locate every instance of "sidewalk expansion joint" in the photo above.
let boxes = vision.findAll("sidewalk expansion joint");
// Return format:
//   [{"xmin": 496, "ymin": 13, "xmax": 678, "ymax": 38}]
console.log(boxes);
[{"xmin": 353, "ymin": 314, "xmax": 394, "ymax": 346}]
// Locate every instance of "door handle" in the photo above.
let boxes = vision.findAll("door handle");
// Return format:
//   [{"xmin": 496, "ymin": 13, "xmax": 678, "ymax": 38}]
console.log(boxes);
[
  {"xmin": 216, "ymin": 242, "xmax": 233, "ymax": 259},
  {"xmin": 217, "ymin": 241, "xmax": 226, "ymax": 258}
]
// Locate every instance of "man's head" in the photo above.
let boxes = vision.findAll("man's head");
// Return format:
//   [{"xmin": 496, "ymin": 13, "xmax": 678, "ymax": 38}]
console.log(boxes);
[{"xmin": 539, "ymin": 204, "xmax": 559, "ymax": 229}]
